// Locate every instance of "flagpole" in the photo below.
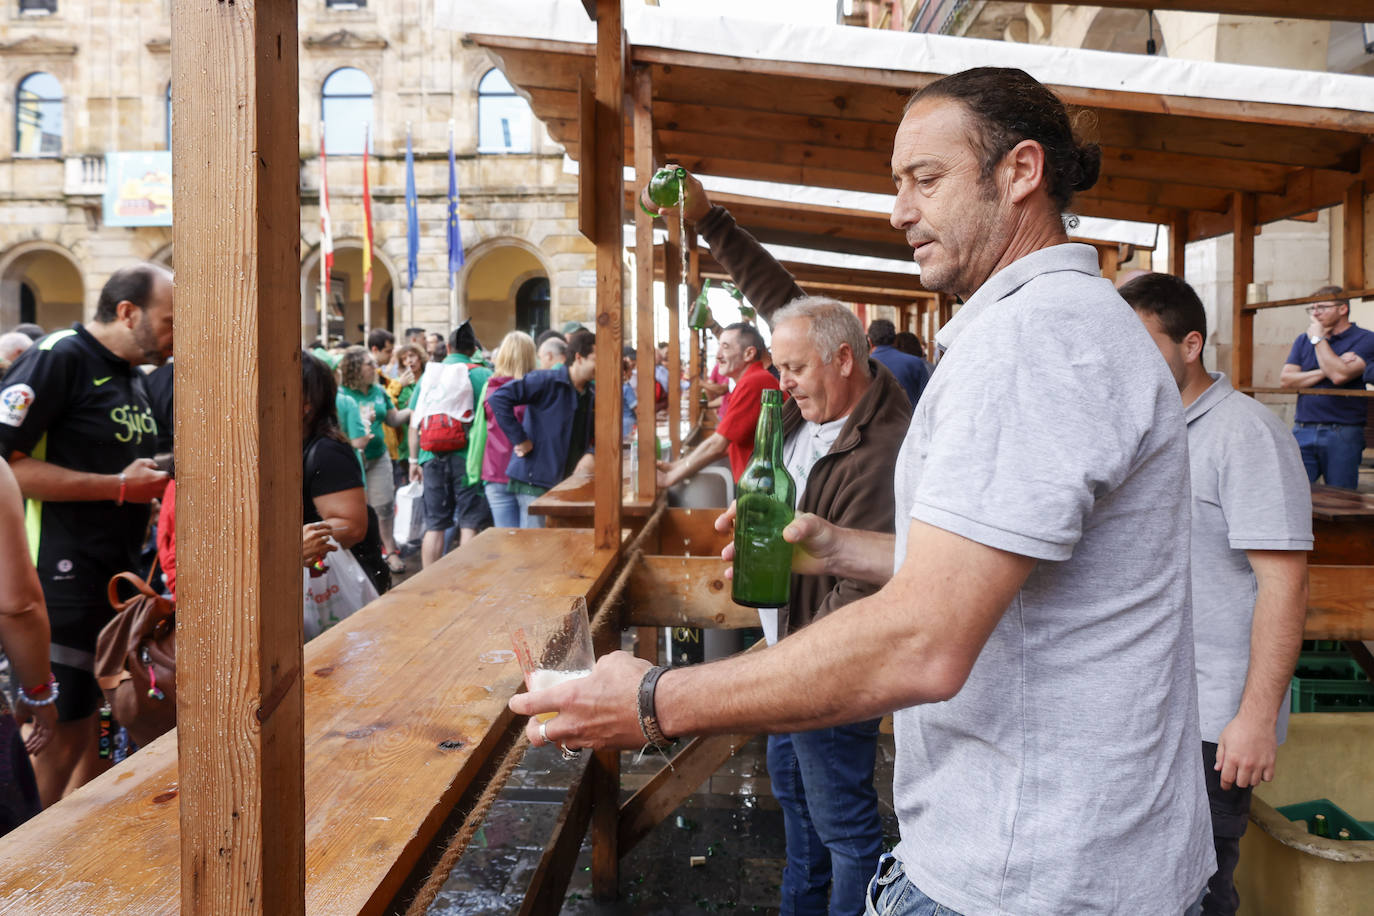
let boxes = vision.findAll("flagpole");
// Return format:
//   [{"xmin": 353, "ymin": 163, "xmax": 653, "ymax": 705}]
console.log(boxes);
[
  {"xmin": 362, "ymin": 122, "xmax": 372, "ymax": 344},
  {"xmin": 448, "ymin": 118, "xmax": 458, "ymax": 334},
  {"xmin": 319, "ymin": 119, "xmax": 329, "ymax": 346}
]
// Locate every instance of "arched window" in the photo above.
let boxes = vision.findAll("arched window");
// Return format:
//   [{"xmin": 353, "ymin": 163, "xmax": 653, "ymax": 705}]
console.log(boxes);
[
  {"xmin": 477, "ymin": 69, "xmax": 532, "ymax": 154},
  {"xmin": 15, "ymin": 72, "xmax": 62, "ymax": 157},
  {"xmin": 321, "ymin": 68, "xmax": 373, "ymax": 155},
  {"xmin": 165, "ymin": 82, "xmax": 173, "ymax": 150}
]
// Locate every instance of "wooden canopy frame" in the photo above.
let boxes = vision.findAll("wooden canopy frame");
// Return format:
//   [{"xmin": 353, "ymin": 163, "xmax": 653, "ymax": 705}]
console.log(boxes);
[{"xmin": 0, "ymin": 2, "xmax": 1367, "ymax": 914}]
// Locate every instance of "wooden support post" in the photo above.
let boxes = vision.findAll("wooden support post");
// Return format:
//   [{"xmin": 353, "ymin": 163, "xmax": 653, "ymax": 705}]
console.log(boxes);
[
  {"xmin": 591, "ymin": 0, "xmax": 624, "ymax": 554},
  {"xmin": 686, "ymin": 229, "xmax": 702, "ymax": 429},
  {"xmin": 1345, "ymin": 181, "xmax": 1366, "ymax": 291},
  {"xmin": 665, "ymin": 211, "xmax": 683, "ymax": 461},
  {"xmin": 632, "ymin": 66, "xmax": 656, "ymax": 502},
  {"xmin": 172, "ymin": 2, "xmax": 305, "ymax": 914},
  {"xmin": 1098, "ymin": 244, "xmax": 1120, "ymax": 283},
  {"xmin": 1169, "ymin": 211, "xmax": 1189, "ymax": 278},
  {"xmin": 1231, "ymin": 192, "xmax": 1256, "ymax": 388}
]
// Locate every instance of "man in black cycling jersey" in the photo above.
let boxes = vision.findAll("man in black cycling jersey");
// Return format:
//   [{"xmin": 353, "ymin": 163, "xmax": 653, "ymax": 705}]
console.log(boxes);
[{"xmin": 0, "ymin": 263, "xmax": 173, "ymax": 803}]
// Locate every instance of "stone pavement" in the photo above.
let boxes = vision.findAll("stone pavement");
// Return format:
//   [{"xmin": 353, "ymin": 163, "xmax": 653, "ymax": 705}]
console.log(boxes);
[{"xmin": 426, "ymin": 728, "xmax": 899, "ymax": 914}]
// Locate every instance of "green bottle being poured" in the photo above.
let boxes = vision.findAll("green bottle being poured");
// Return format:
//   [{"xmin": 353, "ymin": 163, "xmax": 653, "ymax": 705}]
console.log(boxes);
[
  {"xmin": 642, "ymin": 166, "xmax": 686, "ymax": 215},
  {"xmin": 731, "ymin": 389, "xmax": 795, "ymax": 608},
  {"xmin": 689, "ymin": 278, "xmax": 714, "ymax": 331},
  {"xmin": 723, "ymin": 281, "xmax": 755, "ymax": 321}
]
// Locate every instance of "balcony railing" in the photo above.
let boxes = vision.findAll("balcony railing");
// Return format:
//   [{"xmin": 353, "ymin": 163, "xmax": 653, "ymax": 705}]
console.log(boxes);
[{"xmin": 63, "ymin": 155, "xmax": 106, "ymax": 196}]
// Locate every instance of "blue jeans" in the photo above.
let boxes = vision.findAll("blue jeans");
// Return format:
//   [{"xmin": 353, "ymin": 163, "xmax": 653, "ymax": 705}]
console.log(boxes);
[
  {"xmin": 768, "ymin": 719, "xmax": 884, "ymax": 916},
  {"xmin": 513, "ymin": 489, "xmax": 545, "ymax": 529},
  {"xmin": 485, "ymin": 481, "xmax": 520, "ymax": 528},
  {"xmin": 864, "ymin": 855, "xmax": 964, "ymax": 916},
  {"xmin": 1293, "ymin": 422, "xmax": 1365, "ymax": 489}
]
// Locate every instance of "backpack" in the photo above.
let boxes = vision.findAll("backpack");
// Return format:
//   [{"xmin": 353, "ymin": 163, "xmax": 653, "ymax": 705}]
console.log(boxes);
[
  {"xmin": 95, "ymin": 568, "xmax": 176, "ymax": 748},
  {"xmin": 415, "ymin": 361, "xmax": 476, "ymax": 454}
]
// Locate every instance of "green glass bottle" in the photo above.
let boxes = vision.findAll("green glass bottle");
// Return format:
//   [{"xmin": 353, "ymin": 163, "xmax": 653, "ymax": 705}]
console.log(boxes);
[
  {"xmin": 724, "ymin": 283, "xmax": 755, "ymax": 321},
  {"xmin": 1310, "ymin": 814, "xmax": 1331, "ymax": 838},
  {"xmin": 732, "ymin": 389, "xmax": 795, "ymax": 608},
  {"xmin": 689, "ymin": 278, "xmax": 714, "ymax": 330},
  {"xmin": 644, "ymin": 166, "xmax": 686, "ymax": 212}
]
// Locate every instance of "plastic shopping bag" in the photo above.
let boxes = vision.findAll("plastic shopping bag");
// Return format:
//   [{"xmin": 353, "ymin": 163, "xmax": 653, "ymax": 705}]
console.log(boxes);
[
  {"xmin": 303, "ymin": 542, "xmax": 380, "ymax": 641},
  {"xmin": 393, "ymin": 481, "xmax": 425, "ymax": 546}
]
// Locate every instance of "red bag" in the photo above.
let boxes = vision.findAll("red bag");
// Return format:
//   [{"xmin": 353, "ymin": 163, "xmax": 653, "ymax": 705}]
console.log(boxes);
[
  {"xmin": 95, "ymin": 570, "xmax": 176, "ymax": 747},
  {"xmin": 418, "ymin": 413, "xmax": 467, "ymax": 453}
]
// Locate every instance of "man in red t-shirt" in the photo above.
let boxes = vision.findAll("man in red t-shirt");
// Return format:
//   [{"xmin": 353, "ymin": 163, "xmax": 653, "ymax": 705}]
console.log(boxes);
[{"xmin": 658, "ymin": 322, "xmax": 779, "ymax": 485}]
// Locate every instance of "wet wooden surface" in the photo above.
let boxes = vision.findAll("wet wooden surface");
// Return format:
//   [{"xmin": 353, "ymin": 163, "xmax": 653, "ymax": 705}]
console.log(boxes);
[
  {"xmin": 529, "ymin": 469, "xmax": 655, "ymax": 524},
  {"xmin": 0, "ymin": 528, "xmax": 617, "ymax": 916},
  {"xmin": 1306, "ymin": 565, "xmax": 1374, "ymax": 640},
  {"xmin": 1310, "ymin": 484, "xmax": 1374, "ymax": 523}
]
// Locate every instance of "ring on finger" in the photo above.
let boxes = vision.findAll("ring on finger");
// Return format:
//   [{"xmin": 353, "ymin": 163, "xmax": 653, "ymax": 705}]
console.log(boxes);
[
  {"xmin": 538, "ymin": 721, "xmax": 550, "ymax": 744},
  {"xmin": 559, "ymin": 744, "xmax": 581, "ymax": 760}
]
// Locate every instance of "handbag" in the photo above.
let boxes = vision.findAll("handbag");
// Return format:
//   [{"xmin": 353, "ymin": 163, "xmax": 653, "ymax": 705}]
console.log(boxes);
[
  {"xmin": 95, "ymin": 565, "xmax": 176, "ymax": 748},
  {"xmin": 418, "ymin": 413, "xmax": 467, "ymax": 453},
  {"xmin": 303, "ymin": 539, "xmax": 380, "ymax": 641}
]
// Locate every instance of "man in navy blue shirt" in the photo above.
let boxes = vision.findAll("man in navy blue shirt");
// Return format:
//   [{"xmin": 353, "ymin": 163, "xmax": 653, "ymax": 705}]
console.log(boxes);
[
  {"xmin": 867, "ymin": 318, "xmax": 930, "ymax": 407},
  {"xmin": 1280, "ymin": 286, "xmax": 1374, "ymax": 489}
]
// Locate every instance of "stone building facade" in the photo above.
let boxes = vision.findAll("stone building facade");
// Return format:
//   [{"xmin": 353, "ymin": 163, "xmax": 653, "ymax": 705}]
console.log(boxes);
[{"xmin": 0, "ymin": 0, "xmax": 595, "ymax": 349}]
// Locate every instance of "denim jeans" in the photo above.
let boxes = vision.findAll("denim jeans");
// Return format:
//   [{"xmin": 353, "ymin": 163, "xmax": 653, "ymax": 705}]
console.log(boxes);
[
  {"xmin": 513, "ymin": 488, "xmax": 545, "ymax": 528},
  {"xmin": 1293, "ymin": 422, "xmax": 1365, "ymax": 489},
  {"xmin": 485, "ymin": 481, "xmax": 520, "ymax": 528},
  {"xmin": 768, "ymin": 719, "xmax": 884, "ymax": 916},
  {"xmin": 864, "ymin": 855, "xmax": 964, "ymax": 916}
]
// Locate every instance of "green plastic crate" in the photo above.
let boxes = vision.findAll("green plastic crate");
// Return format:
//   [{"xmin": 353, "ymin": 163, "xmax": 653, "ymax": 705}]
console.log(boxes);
[
  {"xmin": 1302, "ymin": 640, "xmax": 1345, "ymax": 652},
  {"xmin": 1276, "ymin": 799, "xmax": 1374, "ymax": 840},
  {"xmin": 1291, "ymin": 675, "xmax": 1374, "ymax": 712},
  {"xmin": 1294, "ymin": 652, "xmax": 1369, "ymax": 681}
]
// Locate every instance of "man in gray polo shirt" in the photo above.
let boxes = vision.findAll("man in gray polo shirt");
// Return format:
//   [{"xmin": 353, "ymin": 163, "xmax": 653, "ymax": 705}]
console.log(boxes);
[
  {"xmin": 1123, "ymin": 272, "xmax": 1311, "ymax": 916},
  {"xmin": 513, "ymin": 67, "xmax": 1213, "ymax": 915}
]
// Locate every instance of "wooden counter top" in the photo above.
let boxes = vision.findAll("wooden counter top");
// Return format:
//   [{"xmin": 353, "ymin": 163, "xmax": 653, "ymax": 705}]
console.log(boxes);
[{"xmin": 0, "ymin": 528, "xmax": 618, "ymax": 915}]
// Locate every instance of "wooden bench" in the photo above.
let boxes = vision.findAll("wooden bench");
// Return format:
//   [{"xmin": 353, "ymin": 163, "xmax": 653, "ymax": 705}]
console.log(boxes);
[{"xmin": 0, "ymin": 528, "xmax": 618, "ymax": 915}]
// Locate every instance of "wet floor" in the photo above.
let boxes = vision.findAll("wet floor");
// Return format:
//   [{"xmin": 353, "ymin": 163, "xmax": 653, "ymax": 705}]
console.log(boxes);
[{"xmin": 426, "ymin": 724, "xmax": 899, "ymax": 914}]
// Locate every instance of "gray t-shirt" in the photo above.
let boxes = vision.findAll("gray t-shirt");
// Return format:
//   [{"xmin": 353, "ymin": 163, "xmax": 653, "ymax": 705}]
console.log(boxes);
[
  {"xmin": 1186, "ymin": 372, "xmax": 1312, "ymax": 744},
  {"xmin": 890, "ymin": 244, "xmax": 1213, "ymax": 914}
]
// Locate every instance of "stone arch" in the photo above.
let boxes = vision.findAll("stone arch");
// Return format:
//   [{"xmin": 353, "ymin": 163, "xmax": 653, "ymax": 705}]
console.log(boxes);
[
  {"xmin": 0, "ymin": 240, "xmax": 85, "ymax": 330},
  {"xmin": 460, "ymin": 237, "xmax": 553, "ymax": 349},
  {"xmin": 300, "ymin": 238, "xmax": 400, "ymax": 345}
]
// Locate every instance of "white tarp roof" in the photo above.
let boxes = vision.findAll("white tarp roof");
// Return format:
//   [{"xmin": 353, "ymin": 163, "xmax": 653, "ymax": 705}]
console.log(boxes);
[{"xmin": 438, "ymin": 0, "xmax": 1374, "ymax": 113}]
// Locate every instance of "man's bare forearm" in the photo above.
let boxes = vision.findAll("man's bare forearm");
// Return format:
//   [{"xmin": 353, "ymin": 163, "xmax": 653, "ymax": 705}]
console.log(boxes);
[
  {"xmin": 1279, "ymin": 365, "xmax": 1325, "ymax": 389},
  {"xmin": 819, "ymin": 527, "xmax": 897, "ymax": 587},
  {"xmin": 1313, "ymin": 345, "xmax": 1361, "ymax": 385},
  {"xmin": 1237, "ymin": 550, "xmax": 1308, "ymax": 723},
  {"xmin": 668, "ymin": 434, "xmax": 727, "ymax": 481},
  {"xmin": 9, "ymin": 454, "xmax": 118, "ymax": 502}
]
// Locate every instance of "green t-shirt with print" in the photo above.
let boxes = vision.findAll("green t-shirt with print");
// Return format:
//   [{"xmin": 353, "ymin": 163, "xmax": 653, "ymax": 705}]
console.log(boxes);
[
  {"xmin": 334, "ymin": 392, "xmax": 367, "ymax": 477},
  {"xmin": 338, "ymin": 383, "xmax": 391, "ymax": 461}
]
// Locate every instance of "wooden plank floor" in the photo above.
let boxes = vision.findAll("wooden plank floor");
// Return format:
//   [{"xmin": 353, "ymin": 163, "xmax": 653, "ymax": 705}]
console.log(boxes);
[{"xmin": 0, "ymin": 528, "xmax": 617, "ymax": 915}]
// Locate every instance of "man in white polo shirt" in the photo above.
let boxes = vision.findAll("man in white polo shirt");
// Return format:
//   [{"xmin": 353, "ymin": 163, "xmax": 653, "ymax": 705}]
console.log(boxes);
[
  {"xmin": 1122, "ymin": 272, "xmax": 1311, "ymax": 916},
  {"xmin": 514, "ymin": 67, "xmax": 1213, "ymax": 915}
]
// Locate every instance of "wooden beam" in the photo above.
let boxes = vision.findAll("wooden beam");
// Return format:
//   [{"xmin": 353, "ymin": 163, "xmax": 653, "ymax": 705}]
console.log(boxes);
[
  {"xmin": 577, "ymin": 77, "xmax": 596, "ymax": 243},
  {"xmin": 626, "ymin": 556, "xmax": 762, "ymax": 629},
  {"xmin": 633, "ymin": 66, "xmax": 657, "ymax": 503},
  {"xmin": 1345, "ymin": 180, "xmax": 1366, "ymax": 292},
  {"xmin": 1307, "ymin": 565, "xmax": 1374, "ymax": 641},
  {"xmin": 1242, "ymin": 287, "xmax": 1374, "ymax": 314},
  {"xmin": 172, "ymin": 2, "xmax": 304, "ymax": 914},
  {"xmin": 665, "ymin": 200, "xmax": 683, "ymax": 460},
  {"xmin": 1168, "ymin": 211, "xmax": 1189, "ymax": 277},
  {"xmin": 516, "ymin": 756, "xmax": 594, "ymax": 916},
  {"xmin": 616, "ymin": 731, "xmax": 754, "ymax": 857},
  {"xmin": 591, "ymin": 0, "xmax": 625, "ymax": 554},
  {"xmin": 1232, "ymin": 192, "xmax": 1256, "ymax": 389}
]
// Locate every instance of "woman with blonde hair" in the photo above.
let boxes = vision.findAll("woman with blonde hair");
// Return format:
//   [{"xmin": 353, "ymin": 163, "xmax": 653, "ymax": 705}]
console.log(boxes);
[{"xmin": 478, "ymin": 331, "xmax": 537, "ymax": 528}]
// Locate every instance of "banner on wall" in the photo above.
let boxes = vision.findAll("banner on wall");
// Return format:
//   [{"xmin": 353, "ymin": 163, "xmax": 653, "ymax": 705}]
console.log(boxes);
[{"xmin": 103, "ymin": 152, "xmax": 173, "ymax": 227}]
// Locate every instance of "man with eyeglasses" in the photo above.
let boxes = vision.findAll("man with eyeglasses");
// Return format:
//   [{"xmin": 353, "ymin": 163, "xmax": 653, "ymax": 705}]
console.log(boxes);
[{"xmin": 1279, "ymin": 286, "xmax": 1374, "ymax": 489}]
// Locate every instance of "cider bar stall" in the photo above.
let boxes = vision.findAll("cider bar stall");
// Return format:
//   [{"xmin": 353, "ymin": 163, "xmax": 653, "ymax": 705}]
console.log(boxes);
[{"xmin": 0, "ymin": 1, "xmax": 1372, "ymax": 913}]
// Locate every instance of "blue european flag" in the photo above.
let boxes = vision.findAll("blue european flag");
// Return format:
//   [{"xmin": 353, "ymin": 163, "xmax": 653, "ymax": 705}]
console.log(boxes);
[
  {"xmin": 447, "ymin": 133, "xmax": 464, "ymax": 287},
  {"xmin": 405, "ymin": 129, "xmax": 418, "ymax": 291}
]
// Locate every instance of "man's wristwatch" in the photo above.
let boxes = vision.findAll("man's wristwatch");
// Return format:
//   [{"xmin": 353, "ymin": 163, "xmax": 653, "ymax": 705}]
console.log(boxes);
[{"xmin": 1310, "ymin": 334, "xmax": 1325, "ymax": 345}]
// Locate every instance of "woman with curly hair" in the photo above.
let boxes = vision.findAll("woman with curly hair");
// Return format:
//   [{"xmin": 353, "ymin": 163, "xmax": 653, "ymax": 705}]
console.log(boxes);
[{"xmin": 336, "ymin": 346, "xmax": 411, "ymax": 573}]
